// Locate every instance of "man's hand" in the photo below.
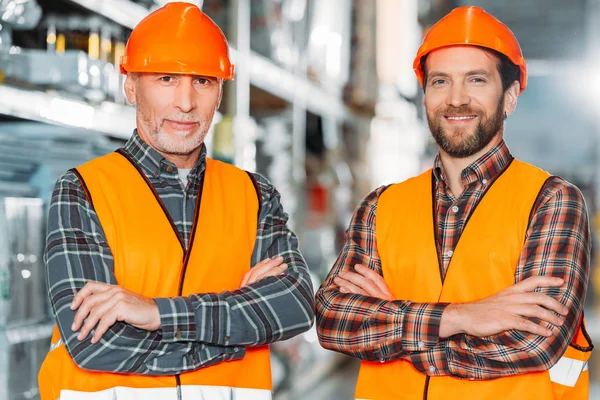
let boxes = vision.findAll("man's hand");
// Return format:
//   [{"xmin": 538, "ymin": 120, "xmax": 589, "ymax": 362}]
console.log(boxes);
[
  {"xmin": 240, "ymin": 256, "xmax": 288, "ymax": 287},
  {"xmin": 71, "ymin": 282, "xmax": 160, "ymax": 344},
  {"xmin": 333, "ymin": 264, "xmax": 394, "ymax": 301},
  {"xmin": 440, "ymin": 276, "xmax": 568, "ymax": 338}
]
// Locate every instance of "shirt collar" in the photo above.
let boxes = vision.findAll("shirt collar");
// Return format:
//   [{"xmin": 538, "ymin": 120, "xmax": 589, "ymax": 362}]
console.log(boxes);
[
  {"xmin": 122, "ymin": 130, "xmax": 207, "ymax": 183},
  {"xmin": 433, "ymin": 139, "xmax": 513, "ymax": 186}
]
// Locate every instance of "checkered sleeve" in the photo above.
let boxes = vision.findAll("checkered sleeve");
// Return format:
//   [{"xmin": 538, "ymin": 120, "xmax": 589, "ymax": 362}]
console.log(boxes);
[
  {"xmin": 407, "ymin": 177, "xmax": 591, "ymax": 379},
  {"xmin": 154, "ymin": 173, "xmax": 315, "ymax": 346},
  {"xmin": 46, "ymin": 171, "xmax": 244, "ymax": 375},
  {"xmin": 315, "ymin": 186, "xmax": 448, "ymax": 360}
]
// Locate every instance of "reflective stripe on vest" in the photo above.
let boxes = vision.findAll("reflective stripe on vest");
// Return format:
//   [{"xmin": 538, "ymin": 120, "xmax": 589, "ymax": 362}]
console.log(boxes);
[
  {"xmin": 58, "ymin": 386, "xmax": 272, "ymax": 400},
  {"xmin": 38, "ymin": 152, "xmax": 272, "ymax": 399},
  {"xmin": 356, "ymin": 159, "xmax": 593, "ymax": 400},
  {"xmin": 549, "ymin": 356, "xmax": 588, "ymax": 387}
]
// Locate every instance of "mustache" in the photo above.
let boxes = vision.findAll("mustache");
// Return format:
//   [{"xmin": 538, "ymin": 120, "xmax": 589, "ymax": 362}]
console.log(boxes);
[{"xmin": 439, "ymin": 105, "xmax": 480, "ymax": 115}]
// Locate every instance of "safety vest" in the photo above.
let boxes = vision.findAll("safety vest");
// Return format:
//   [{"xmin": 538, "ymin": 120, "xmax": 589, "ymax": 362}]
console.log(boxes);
[
  {"xmin": 355, "ymin": 159, "xmax": 592, "ymax": 400},
  {"xmin": 38, "ymin": 151, "xmax": 272, "ymax": 400}
]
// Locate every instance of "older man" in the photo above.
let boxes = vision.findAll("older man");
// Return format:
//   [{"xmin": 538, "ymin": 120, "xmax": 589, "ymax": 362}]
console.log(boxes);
[{"xmin": 38, "ymin": 3, "xmax": 314, "ymax": 399}]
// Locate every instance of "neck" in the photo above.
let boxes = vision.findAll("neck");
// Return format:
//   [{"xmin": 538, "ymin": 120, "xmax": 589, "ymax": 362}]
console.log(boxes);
[
  {"xmin": 439, "ymin": 134, "xmax": 503, "ymax": 198},
  {"xmin": 159, "ymin": 148, "xmax": 202, "ymax": 169},
  {"xmin": 136, "ymin": 127, "xmax": 203, "ymax": 169}
]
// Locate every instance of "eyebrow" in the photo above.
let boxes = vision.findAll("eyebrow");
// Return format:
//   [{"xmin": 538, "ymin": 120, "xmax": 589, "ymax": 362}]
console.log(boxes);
[
  {"xmin": 149, "ymin": 73, "xmax": 214, "ymax": 79},
  {"xmin": 429, "ymin": 70, "xmax": 492, "ymax": 78}
]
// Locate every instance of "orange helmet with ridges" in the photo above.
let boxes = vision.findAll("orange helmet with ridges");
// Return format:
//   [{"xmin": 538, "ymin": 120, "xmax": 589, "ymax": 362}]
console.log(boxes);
[
  {"xmin": 120, "ymin": 2, "xmax": 234, "ymax": 80},
  {"xmin": 413, "ymin": 6, "xmax": 526, "ymax": 94}
]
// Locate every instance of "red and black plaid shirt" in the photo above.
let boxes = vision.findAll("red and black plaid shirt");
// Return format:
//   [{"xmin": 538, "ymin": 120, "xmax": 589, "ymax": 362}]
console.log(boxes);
[{"xmin": 315, "ymin": 140, "xmax": 591, "ymax": 379}]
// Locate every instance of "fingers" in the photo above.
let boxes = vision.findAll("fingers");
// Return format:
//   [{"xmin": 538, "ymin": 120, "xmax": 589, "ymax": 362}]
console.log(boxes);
[
  {"xmin": 78, "ymin": 297, "xmax": 118, "ymax": 342},
  {"xmin": 91, "ymin": 308, "xmax": 120, "ymax": 344},
  {"xmin": 240, "ymin": 270, "xmax": 252, "ymax": 287},
  {"xmin": 71, "ymin": 282, "xmax": 111, "ymax": 311},
  {"xmin": 71, "ymin": 288, "xmax": 116, "ymax": 332},
  {"xmin": 335, "ymin": 271, "xmax": 385, "ymax": 299},
  {"xmin": 334, "ymin": 276, "xmax": 368, "ymax": 296},
  {"xmin": 514, "ymin": 293, "xmax": 569, "ymax": 316},
  {"xmin": 513, "ymin": 305, "xmax": 565, "ymax": 327},
  {"xmin": 242, "ymin": 256, "xmax": 286, "ymax": 286},
  {"xmin": 505, "ymin": 276, "xmax": 564, "ymax": 294},
  {"xmin": 255, "ymin": 256, "xmax": 284, "ymax": 270},
  {"xmin": 355, "ymin": 265, "xmax": 393, "ymax": 300},
  {"xmin": 247, "ymin": 264, "xmax": 288, "ymax": 286},
  {"xmin": 512, "ymin": 317, "xmax": 554, "ymax": 337},
  {"xmin": 337, "ymin": 271, "xmax": 379, "ymax": 294}
]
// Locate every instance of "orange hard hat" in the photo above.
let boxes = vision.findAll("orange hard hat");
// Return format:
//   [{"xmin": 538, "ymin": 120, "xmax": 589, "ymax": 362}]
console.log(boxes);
[
  {"xmin": 413, "ymin": 6, "xmax": 527, "ymax": 94},
  {"xmin": 120, "ymin": 2, "xmax": 234, "ymax": 80}
]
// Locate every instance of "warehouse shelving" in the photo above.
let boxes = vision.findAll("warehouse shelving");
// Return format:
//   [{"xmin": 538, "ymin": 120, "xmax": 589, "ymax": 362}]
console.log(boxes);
[
  {"xmin": 0, "ymin": 85, "xmax": 135, "ymax": 138},
  {"xmin": 68, "ymin": 0, "xmax": 350, "ymax": 121}
]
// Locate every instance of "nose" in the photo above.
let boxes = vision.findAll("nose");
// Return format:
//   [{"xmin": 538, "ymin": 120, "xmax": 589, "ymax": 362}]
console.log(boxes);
[
  {"xmin": 173, "ymin": 77, "xmax": 196, "ymax": 113},
  {"xmin": 446, "ymin": 82, "xmax": 470, "ymax": 109}
]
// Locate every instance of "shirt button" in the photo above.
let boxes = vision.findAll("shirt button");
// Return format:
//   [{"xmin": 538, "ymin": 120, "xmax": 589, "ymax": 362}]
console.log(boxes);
[
  {"xmin": 447, "ymin": 250, "xmax": 454, "ymax": 257},
  {"xmin": 175, "ymin": 332, "xmax": 182, "ymax": 339},
  {"xmin": 482, "ymin": 179, "xmax": 488, "ymax": 185},
  {"xmin": 153, "ymin": 171, "xmax": 159, "ymax": 178},
  {"xmin": 224, "ymin": 335, "xmax": 230, "ymax": 345},
  {"xmin": 418, "ymin": 341, "xmax": 425, "ymax": 349},
  {"xmin": 429, "ymin": 366, "xmax": 436, "ymax": 373},
  {"xmin": 451, "ymin": 206, "xmax": 459, "ymax": 213},
  {"xmin": 166, "ymin": 166, "xmax": 174, "ymax": 173}
]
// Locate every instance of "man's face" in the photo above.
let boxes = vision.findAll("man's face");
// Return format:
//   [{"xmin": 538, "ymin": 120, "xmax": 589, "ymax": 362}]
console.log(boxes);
[
  {"xmin": 423, "ymin": 46, "xmax": 515, "ymax": 158},
  {"xmin": 125, "ymin": 73, "xmax": 222, "ymax": 156}
]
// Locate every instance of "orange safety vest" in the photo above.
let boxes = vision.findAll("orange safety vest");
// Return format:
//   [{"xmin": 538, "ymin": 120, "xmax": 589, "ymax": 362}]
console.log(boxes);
[
  {"xmin": 38, "ymin": 151, "xmax": 272, "ymax": 400},
  {"xmin": 355, "ymin": 160, "xmax": 592, "ymax": 400}
]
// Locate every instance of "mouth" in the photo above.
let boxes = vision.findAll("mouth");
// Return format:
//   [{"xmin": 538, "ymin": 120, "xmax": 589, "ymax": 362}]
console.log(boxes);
[
  {"xmin": 444, "ymin": 114, "xmax": 477, "ymax": 125},
  {"xmin": 164, "ymin": 120, "xmax": 198, "ymax": 131}
]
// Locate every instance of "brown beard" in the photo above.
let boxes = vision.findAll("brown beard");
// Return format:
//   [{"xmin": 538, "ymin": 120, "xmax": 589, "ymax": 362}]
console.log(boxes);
[{"xmin": 427, "ymin": 95, "xmax": 505, "ymax": 158}]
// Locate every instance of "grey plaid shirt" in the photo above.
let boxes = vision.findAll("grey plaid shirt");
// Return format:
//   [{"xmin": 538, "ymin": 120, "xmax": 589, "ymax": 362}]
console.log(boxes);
[{"xmin": 45, "ymin": 131, "xmax": 314, "ymax": 374}]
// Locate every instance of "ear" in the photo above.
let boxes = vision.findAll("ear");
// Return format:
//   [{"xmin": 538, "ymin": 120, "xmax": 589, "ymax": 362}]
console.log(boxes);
[
  {"xmin": 124, "ymin": 74, "xmax": 137, "ymax": 105},
  {"xmin": 216, "ymin": 79, "xmax": 224, "ymax": 110},
  {"xmin": 503, "ymin": 80, "xmax": 520, "ymax": 116}
]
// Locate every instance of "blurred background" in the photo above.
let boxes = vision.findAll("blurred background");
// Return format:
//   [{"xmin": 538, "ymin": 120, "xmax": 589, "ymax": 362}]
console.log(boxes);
[{"xmin": 0, "ymin": 0, "xmax": 598, "ymax": 399}]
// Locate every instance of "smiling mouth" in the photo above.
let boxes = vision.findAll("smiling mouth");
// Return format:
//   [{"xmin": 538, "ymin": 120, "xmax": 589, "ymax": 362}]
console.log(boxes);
[
  {"xmin": 164, "ymin": 120, "xmax": 199, "ymax": 130},
  {"xmin": 445, "ymin": 115, "xmax": 477, "ymax": 121},
  {"xmin": 166, "ymin": 120, "xmax": 197, "ymax": 124}
]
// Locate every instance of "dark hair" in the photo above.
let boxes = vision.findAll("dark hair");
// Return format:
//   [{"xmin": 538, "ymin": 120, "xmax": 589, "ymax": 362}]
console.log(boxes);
[{"xmin": 421, "ymin": 47, "xmax": 521, "ymax": 93}]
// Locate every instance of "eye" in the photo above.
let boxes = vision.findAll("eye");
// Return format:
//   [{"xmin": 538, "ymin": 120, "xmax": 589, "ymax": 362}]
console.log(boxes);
[
  {"xmin": 431, "ymin": 79, "xmax": 447, "ymax": 86},
  {"xmin": 195, "ymin": 77, "xmax": 212, "ymax": 86},
  {"xmin": 471, "ymin": 77, "xmax": 486, "ymax": 84},
  {"xmin": 159, "ymin": 76, "xmax": 176, "ymax": 83}
]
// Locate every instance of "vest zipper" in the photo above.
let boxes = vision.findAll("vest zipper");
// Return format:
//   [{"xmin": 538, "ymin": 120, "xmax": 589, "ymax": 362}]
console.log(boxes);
[{"xmin": 423, "ymin": 376, "xmax": 430, "ymax": 400}]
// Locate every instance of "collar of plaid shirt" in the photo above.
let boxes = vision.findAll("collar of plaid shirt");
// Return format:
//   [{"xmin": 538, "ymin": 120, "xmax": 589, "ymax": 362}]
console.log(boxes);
[
  {"xmin": 124, "ymin": 129, "xmax": 206, "ymax": 186},
  {"xmin": 432, "ymin": 139, "xmax": 514, "ymax": 187}
]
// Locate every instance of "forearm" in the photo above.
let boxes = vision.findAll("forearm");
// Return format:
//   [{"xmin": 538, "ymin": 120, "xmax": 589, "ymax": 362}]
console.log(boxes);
[
  {"xmin": 155, "ymin": 249, "xmax": 314, "ymax": 346},
  {"xmin": 55, "ymin": 299, "xmax": 244, "ymax": 374},
  {"xmin": 315, "ymin": 245, "xmax": 448, "ymax": 360},
  {"xmin": 406, "ymin": 322, "xmax": 570, "ymax": 379},
  {"xmin": 46, "ymin": 172, "xmax": 241, "ymax": 374},
  {"xmin": 316, "ymin": 283, "xmax": 448, "ymax": 360}
]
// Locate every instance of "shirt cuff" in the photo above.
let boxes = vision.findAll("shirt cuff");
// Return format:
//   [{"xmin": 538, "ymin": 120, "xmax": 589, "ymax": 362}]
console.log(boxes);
[
  {"xmin": 417, "ymin": 347, "xmax": 451, "ymax": 376},
  {"xmin": 154, "ymin": 297, "xmax": 197, "ymax": 343},
  {"xmin": 401, "ymin": 302, "xmax": 448, "ymax": 352}
]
